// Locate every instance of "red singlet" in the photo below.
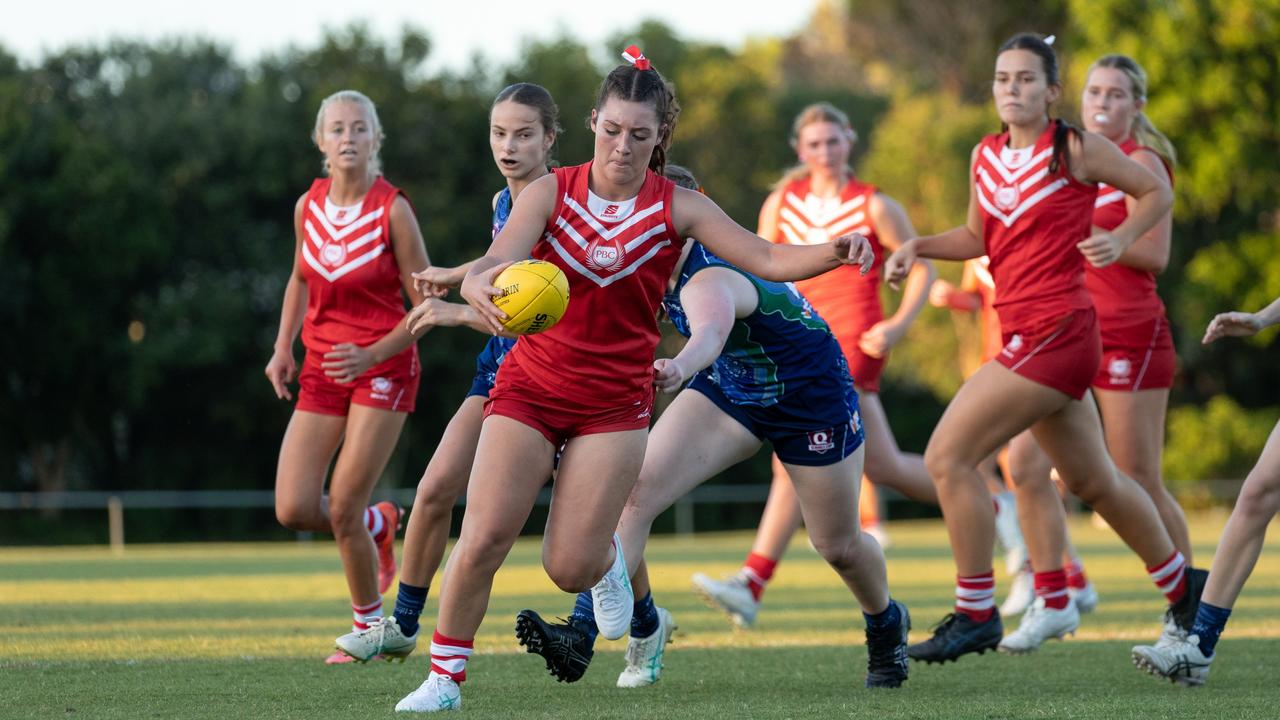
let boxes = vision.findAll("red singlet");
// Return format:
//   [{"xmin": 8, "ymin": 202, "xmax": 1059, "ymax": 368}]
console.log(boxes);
[
  {"xmin": 770, "ymin": 176, "xmax": 887, "ymax": 391},
  {"xmin": 486, "ymin": 162, "xmax": 684, "ymax": 443},
  {"xmin": 975, "ymin": 121, "xmax": 1100, "ymax": 399},
  {"xmin": 1085, "ymin": 138, "xmax": 1176, "ymax": 390},
  {"xmin": 295, "ymin": 176, "xmax": 419, "ymax": 415}
]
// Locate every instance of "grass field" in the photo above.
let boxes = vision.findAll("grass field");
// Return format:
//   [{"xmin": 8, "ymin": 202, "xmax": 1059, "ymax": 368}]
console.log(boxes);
[{"xmin": 3, "ymin": 513, "xmax": 1279, "ymax": 719}]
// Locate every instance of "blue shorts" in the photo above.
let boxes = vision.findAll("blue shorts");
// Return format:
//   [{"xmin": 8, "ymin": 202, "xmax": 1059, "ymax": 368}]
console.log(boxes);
[
  {"xmin": 467, "ymin": 336, "xmax": 517, "ymax": 398},
  {"xmin": 686, "ymin": 372, "xmax": 864, "ymax": 467}
]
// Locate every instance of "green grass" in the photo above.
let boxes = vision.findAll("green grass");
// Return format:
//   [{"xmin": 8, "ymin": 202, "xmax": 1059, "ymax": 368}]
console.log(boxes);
[{"xmin": 2, "ymin": 514, "xmax": 1279, "ymax": 719}]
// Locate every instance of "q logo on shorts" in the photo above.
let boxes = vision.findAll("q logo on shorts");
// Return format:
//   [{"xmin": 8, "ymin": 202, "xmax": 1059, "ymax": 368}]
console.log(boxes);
[{"xmin": 807, "ymin": 428, "xmax": 835, "ymax": 454}]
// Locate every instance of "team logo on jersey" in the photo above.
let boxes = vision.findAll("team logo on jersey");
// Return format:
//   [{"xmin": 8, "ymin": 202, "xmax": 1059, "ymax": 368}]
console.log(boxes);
[
  {"xmin": 585, "ymin": 237, "xmax": 626, "ymax": 272},
  {"xmin": 320, "ymin": 241, "xmax": 347, "ymax": 266},
  {"xmin": 804, "ymin": 226, "xmax": 832, "ymax": 245},
  {"xmin": 1002, "ymin": 334, "xmax": 1024, "ymax": 357},
  {"xmin": 807, "ymin": 428, "xmax": 836, "ymax": 454},
  {"xmin": 600, "ymin": 203, "xmax": 621, "ymax": 219},
  {"xmin": 1108, "ymin": 357, "xmax": 1132, "ymax": 384},
  {"xmin": 994, "ymin": 185, "xmax": 1021, "ymax": 211},
  {"xmin": 371, "ymin": 377, "xmax": 393, "ymax": 397}
]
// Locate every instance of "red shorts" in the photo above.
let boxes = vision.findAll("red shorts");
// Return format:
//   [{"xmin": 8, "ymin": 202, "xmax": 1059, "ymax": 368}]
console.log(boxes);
[
  {"xmin": 484, "ymin": 361, "xmax": 654, "ymax": 446},
  {"xmin": 996, "ymin": 308, "xmax": 1100, "ymax": 400},
  {"xmin": 296, "ymin": 347, "xmax": 420, "ymax": 416},
  {"xmin": 1093, "ymin": 315, "xmax": 1176, "ymax": 391},
  {"xmin": 831, "ymin": 327, "xmax": 886, "ymax": 394}
]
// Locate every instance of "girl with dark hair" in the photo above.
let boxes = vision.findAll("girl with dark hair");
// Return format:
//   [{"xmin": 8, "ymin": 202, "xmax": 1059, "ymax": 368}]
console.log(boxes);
[
  {"xmin": 332, "ymin": 83, "xmax": 561, "ymax": 664},
  {"xmin": 394, "ymin": 49, "xmax": 875, "ymax": 712},
  {"xmin": 1003, "ymin": 52, "xmax": 1187, "ymax": 629},
  {"xmin": 265, "ymin": 90, "xmax": 432, "ymax": 664},
  {"xmin": 516, "ymin": 164, "xmax": 910, "ymax": 692},
  {"xmin": 883, "ymin": 33, "xmax": 1193, "ymax": 664}
]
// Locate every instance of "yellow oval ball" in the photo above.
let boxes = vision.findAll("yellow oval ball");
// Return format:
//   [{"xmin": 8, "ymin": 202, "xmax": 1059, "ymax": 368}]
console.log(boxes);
[{"xmin": 492, "ymin": 259, "xmax": 570, "ymax": 335}]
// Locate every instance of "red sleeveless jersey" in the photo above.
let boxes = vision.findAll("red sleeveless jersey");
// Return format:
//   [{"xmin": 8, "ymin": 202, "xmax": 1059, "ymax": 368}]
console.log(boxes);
[
  {"xmin": 498, "ymin": 161, "xmax": 683, "ymax": 406},
  {"xmin": 298, "ymin": 176, "xmax": 411, "ymax": 354},
  {"xmin": 1085, "ymin": 138, "xmax": 1171, "ymax": 327},
  {"xmin": 974, "ymin": 121, "xmax": 1097, "ymax": 330},
  {"xmin": 770, "ymin": 176, "xmax": 885, "ymax": 336}
]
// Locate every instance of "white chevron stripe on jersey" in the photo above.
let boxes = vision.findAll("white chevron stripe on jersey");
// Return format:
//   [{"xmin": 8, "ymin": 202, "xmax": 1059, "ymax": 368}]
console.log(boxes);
[
  {"xmin": 1095, "ymin": 189, "xmax": 1125, "ymax": 208},
  {"xmin": 781, "ymin": 193, "xmax": 866, "ymax": 228},
  {"xmin": 553, "ymin": 215, "xmax": 669, "ymax": 255},
  {"xmin": 545, "ymin": 232, "xmax": 672, "ymax": 288},
  {"xmin": 301, "ymin": 242, "xmax": 386, "ymax": 282},
  {"xmin": 981, "ymin": 146, "xmax": 1053, "ymax": 184},
  {"xmin": 977, "ymin": 177, "xmax": 1069, "ymax": 228},
  {"xmin": 826, "ymin": 212, "xmax": 869, "ymax": 238},
  {"xmin": 778, "ymin": 206, "xmax": 811, "ymax": 233},
  {"xmin": 562, "ymin": 195, "xmax": 665, "ymax": 240},
  {"xmin": 1018, "ymin": 166, "xmax": 1051, "ymax": 192},
  {"xmin": 779, "ymin": 222, "xmax": 806, "ymax": 246},
  {"xmin": 307, "ymin": 200, "xmax": 385, "ymax": 240},
  {"xmin": 304, "ymin": 220, "xmax": 383, "ymax": 254}
]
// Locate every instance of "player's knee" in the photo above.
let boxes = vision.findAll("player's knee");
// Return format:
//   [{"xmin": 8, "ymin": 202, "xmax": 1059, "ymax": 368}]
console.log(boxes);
[
  {"xmin": 543, "ymin": 556, "xmax": 596, "ymax": 593},
  {"xmin": 326, "ymin": 497, "xmax": 367, "ymax": 537},
  {"xmin": 1237, "ymin": 474, "xmax": 1280, "ymax": 522},
  {"xmin": 412, "ymin": 471, "xmax": 460, "ymax": 520},
  {"xmin": 811, "ymin": 533, "xmax": 858, "ymax": 573},
  {"xmin": 923, "ymin": 445, "xmax": 966, "ymax": 489},
  {"xmin": 275, "ymin": 501, "xmax": 320, "ymax": 531}
]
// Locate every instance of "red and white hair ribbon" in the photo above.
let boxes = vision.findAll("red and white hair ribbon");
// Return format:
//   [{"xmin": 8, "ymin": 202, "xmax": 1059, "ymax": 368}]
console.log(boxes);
[{"xmin": 621, "ymin": 45, "xmax": 651, "ymax": 71}]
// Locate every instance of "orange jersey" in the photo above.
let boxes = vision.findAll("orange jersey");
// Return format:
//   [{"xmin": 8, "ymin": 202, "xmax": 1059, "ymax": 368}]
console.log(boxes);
[
  {"xmin": 969, "ymin": 257, "xmax": 1004, "ymax": 364},
  {"xmin": 770, "ymin": 176, "xmax": 885, "ymax": 338}
]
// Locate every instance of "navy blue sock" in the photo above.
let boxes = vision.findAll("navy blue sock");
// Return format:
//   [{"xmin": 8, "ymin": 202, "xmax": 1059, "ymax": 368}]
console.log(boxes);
[
  {"xmin": 393, "ymin": 581, "xmax": 428, "ymax": 637},
  {"xmin": 630, "ymin": 591, "xmax": 660, "ymax": 638},
  {"xmin": 568, "ymin": 591, "xmax": 599, "ymax": 644},
  {"xmin": 1191, "ymin": 601, "xmax": 1232, "ymax": 657},
  {"xmin": 863, "ymin": 599, "xmax": 901, "ymax": 631}
]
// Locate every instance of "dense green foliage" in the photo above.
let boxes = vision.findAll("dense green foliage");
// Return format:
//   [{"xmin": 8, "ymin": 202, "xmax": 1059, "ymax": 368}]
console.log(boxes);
[{"xmin": 2, "ymin": 1, "xmax": 1277, "ymax": 539}]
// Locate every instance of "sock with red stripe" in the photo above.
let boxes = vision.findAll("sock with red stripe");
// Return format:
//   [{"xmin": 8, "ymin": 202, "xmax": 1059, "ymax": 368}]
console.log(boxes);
[
  {"xmin": 352, "ymin": 598, "xmax": 383, "ymax": 632},
  {"xmin": 955, "ymin": 571, "xmax": 995, "ymax": 622},
  {"xmin": 1065, "ymin": 557, "xmax": 1089, "ymax": 590},
  {"xmin": 1033, "ymin": 568, "xmax": 1069, "ymax": 610},
  {"xmin": 429, "ymin": 631, "xmax": 474, "ymax": 683},
  {"xmin": 741, "ymin": 552, "xmax": 778, "ymax": 602},
  {"xmin": 1147, "ymin": 551, "xmax": 1187, "ymax": 604},
  {"xmin": 364, "ymin": 507, "xmax": 388, "ymax": 543}
]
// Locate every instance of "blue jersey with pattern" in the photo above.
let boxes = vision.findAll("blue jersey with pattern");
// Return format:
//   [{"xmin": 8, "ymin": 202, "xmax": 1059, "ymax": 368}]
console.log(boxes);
[
  {"xmin": 473, "ymin": 187, "xmax": 517, "ymax": 390},
  {"xmin": 663, "ymin": 242, "xmax": 852, "ymax": 407}
]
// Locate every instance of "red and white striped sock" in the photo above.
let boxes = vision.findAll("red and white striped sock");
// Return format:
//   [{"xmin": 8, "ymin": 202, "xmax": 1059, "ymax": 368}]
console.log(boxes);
[
  {"xmin": 430, "ymin": 631, "xmax": 474, "ymax": 683},
  {"xmin": 1147, "ymin": 551, "xmax": 1188, "ymax": 604},
  {"xmin": 1033, "ymin": 568, "xmax": 1069, "ymax": 610},
  {"xmin": 364, "ymin": 507, "xmax": 387, "ymax": 542},
  {"xmin": 1065, "ymin": 557, "xmax": 1089, "ymax": 590},
  {"xmin": 741, "ymin": 552, "xmax": 778, "ymax": 602},
  {"xmin": 955, "ymin": 571, "xmax": 996, "ymax": 622},
  {"xmin": 352, "ymin": 598, "xmax": 383, "ymax": 632}
]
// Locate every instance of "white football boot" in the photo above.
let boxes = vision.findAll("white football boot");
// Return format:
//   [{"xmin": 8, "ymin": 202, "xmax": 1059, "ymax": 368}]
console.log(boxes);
[
  {"xmin": 998, "ymin": 597, "xmax": 1079, "ymax": 653},
  {"xmin": 617, "ymin": 607, "xmax": 677, "ymax": 688},
  {"xmin": 992, "ymin": 491, "xmax": 1028, "ymax": 576},
  {"xmin": 591, "ymin": 534, "xmax": 634, "ymax": 641},
  {"xmin": 999, "ymin": 566, "xmax": 1035, "ymax": 617},
  {"xmin": 336, "ymin": 615, "xmax": 417, "ymax": 662},
  {"xmin": 691, "ymin": 572, "xmax": 759, "ymax": 629},
  {"xmin": 395, "ymin": 673, "xmax": 462, "ymax": 712},
  {"xmin": 1132, "ymin": 634, "xmax": 1212, "ymax": 686},
  {"xmin": 1068, "ymin": 582, "xmax": 1099, "ymax": 614}
]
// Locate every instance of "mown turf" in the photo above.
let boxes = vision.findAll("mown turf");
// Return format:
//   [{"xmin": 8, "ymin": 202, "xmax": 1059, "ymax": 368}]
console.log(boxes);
[{"xmin": 2, "ymin": 514, "xmax": 1278, "ymax": 718}]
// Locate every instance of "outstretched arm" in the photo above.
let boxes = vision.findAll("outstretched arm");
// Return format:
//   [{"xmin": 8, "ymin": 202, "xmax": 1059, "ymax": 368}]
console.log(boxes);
[
  {"xmin": 672, "ymin": 187, "xmax": 873, "ymax": 283},
  {"xmin": 1203, "ymin": 296, "xmax": 1280, "ymax": 344}
]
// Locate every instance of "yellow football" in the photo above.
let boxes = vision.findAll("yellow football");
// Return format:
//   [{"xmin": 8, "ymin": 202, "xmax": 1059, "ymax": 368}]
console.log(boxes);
[{"xmin": 492, "ymin": 259, "xmax": 570, "ymax": 335}]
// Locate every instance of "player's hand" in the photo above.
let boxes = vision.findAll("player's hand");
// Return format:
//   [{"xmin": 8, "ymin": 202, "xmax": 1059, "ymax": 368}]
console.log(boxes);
[
  {"xmin": 1077, "ymin": 231, "xmax": 1125, "ymax": 267},
  {"xmin": 832, "ymin": 232, "xmax": 875, "ymax": 275},
  {"xmin": 461, "ymin": 261, "xmax": 515, "ymax": 335},
  {"xmin": 412, "ymin": 265, "xmax": 458, "ymax": 297},
  {"xmin": 883, "ymin": 240, "xmax": 918, "ymax": 290},
  {"xmin": 1202, "ymin": 311, "xmax": 1264, "ymax": 345},
  {"xmin": 653, "ymin": 357, "xmax": 687, "ymax": 394},
  {"xmin": 321, "ymin": 343, "xmax": 377, "ymax": 384},
  {"xmin": 928, "ymin": 279, "xmax": 957, "ymax": 308},
  {"xmin": 406, "ymin": 297, "xmax": 458, "ymax": 335},
  {"xmin": 858, "ymin": 320, "xmax": 906, "ymax": 359},
  {"xmin": 264, "ymin": 348, "xmax": 297, "ymax": 400}
]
